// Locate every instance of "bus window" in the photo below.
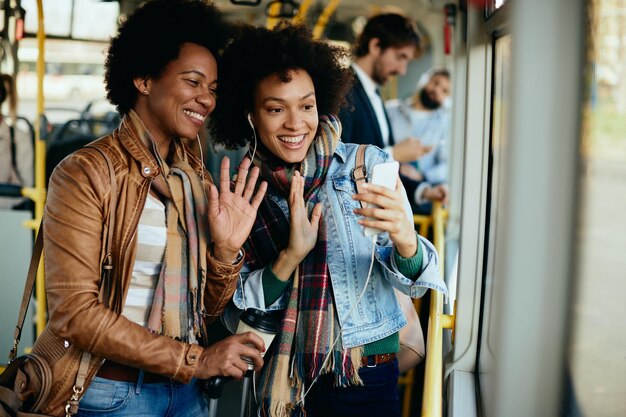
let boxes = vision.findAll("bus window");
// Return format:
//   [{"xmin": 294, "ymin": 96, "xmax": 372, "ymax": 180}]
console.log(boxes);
[
  {"xmin": 476, "ymin": 32, "xmax": 511, "ymax": 417},
  {"xmin": 16, "ymin": 38, "xmax": 108, "ymax": 119},
  {"xmin": 567, "ymin": 0, "xmax": 626, "ymax": 415},
  {"xmin": 21, "ymin": 0, "xmax": 118, "ymax": 41}
]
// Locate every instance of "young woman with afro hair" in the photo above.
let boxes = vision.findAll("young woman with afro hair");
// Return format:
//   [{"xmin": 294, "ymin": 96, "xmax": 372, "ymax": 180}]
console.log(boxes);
[
  {"xmin": 34, "ymin": 1, "xmax": 268, "ymax": 415},
  {"xmin": 211, "ymin": 22, "xmax": 445, "ymax": 417}
]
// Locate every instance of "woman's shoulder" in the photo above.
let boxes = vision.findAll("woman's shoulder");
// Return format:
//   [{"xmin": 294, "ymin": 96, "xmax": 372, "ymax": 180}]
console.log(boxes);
[
  {"xmin": 340, "ymin": 142, "xmax": 391, "ymax": 162},
  {"xmin": 332, "ymin": 142, "xmax": 392, "ymax": 178},
  {"xmin": 49, "ymin": 133, "xmax": 119, "ymax": 190}
]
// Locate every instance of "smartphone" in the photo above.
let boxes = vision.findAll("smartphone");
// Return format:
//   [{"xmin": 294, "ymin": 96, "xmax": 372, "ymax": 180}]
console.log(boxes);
[{"xmin": 363, "ymin": 161, "xmax": 399, "ymax": 236}]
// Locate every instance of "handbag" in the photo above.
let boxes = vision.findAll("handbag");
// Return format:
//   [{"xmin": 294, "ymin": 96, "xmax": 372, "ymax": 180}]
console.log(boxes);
[
  {"xmin": 395, "ymin": 288, "xmax": 425, "ymax": 372},
  {"xmin": 353, "ymin": 145, "xmax": 425, "ymax": 373},
  {"xmin": 0, "ymin": 146, "xmax": 118, "ymax": 417}
]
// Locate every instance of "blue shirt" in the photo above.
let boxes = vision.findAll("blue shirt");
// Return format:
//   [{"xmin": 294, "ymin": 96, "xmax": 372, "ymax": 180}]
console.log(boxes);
[{"xmin": 386, "ymin": 98, "xmax": 451, "ymax": 184}]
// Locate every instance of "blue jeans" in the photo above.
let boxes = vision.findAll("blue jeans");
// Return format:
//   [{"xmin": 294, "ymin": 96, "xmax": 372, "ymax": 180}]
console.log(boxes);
[
  {"xmin": 304, "ymin": 359, "xmax": 400, "ymax": 417},
  {"xmin": 76, "ymin": 372, "xmax": 208, "ymax": 417}
]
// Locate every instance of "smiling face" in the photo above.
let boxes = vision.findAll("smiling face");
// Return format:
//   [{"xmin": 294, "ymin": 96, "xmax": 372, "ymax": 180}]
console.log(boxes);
[
  {"xmin": 137, "ymin": 42, "xmax": 217, "ymax": 143},
  {"xmin": 252, "ymin": 69, "xmax": 319, "ymax": 164}
]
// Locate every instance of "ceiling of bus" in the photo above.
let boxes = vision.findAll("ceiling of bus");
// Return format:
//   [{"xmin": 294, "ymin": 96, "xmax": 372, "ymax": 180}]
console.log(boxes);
[
  {"xmin": 8, "ymin": 0, "xmax": 450, "ymax": 52},
  {"xmin": 116, "ymin": 0, "xmax": 448, "ymax": 27},
  {"xmin": 113, "ymin": 0, "xmax": 449, "ymax": 44}
]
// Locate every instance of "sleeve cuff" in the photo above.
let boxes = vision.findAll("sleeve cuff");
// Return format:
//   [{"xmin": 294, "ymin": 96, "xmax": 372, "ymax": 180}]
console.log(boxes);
[
  {"xmin": 393, "ymin": 233, "xmax": 423, "ymax": 281},
  {"xmin": 207, "ymin": 246, "xmax": 245, "ymax": 276},
  {"xmin": 262, "ymin": 266, "xmax": 292, "ymax": 306},
  {"xmin": 414, "ymin": 182, "xmax": 431, "ymax": 205},
  {"xmin": 173, "ymin": 343, "xmax": 203, "ymax": 383}
]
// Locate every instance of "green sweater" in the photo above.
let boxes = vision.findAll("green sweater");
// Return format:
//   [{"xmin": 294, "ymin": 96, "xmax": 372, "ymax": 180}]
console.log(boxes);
[{"xmin": 261, "ymin": 236, "xmax": 423, "ymax": 357}]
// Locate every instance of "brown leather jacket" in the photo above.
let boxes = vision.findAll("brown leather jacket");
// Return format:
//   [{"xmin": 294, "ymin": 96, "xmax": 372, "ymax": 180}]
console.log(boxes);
[{"xmin": 32, "ymin": 118, "xmax": 241, "ymax": 416}]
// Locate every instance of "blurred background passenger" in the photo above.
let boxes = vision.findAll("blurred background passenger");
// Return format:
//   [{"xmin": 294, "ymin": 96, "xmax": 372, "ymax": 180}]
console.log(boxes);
[
  {"xmin": 386, "ymin": 68, "xmax": 451, "ymax": 185},
  {"xmin": 338, "ymin": 14, "xmax": 446, "ymax": 213},
  {"xmin": 387, "ymin": 69, "xmax": 452, "ymax": 214},
  {"xmin": 0, "ymin": 73, "xmax": 33, "ymax": 209},
  {"xmin": 338, "ymin": 13, "xmax": 425, "ymax": 163}
]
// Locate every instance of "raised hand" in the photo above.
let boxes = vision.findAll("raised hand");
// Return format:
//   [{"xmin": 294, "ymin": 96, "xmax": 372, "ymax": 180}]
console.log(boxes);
[
  {"xmin": 391, "ymin": 137, "xmax": 433, "ymax": 163},
  {"xmin": 270, "ymin": 171, "xmax": 322, "ymax": 280},
  {"xmin": 286, "ymin": 171, "xmax": 322, "ymax": 261},
  {"xmin": 208, "ymin": 157, "xmax": 267, "ymax": 263},
  {"xmin": 422, "ymin": 184, "xmax": 448, "ymax": 205},
  {"xmin": 352, "ymin": 178, "xmax": 418, "ymax": 258}
]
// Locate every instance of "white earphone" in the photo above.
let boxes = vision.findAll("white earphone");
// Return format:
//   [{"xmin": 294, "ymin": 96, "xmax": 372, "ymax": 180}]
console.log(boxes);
[{"xmin": 247, "ymin": 113, "xmax": 257, "ymax": 162}]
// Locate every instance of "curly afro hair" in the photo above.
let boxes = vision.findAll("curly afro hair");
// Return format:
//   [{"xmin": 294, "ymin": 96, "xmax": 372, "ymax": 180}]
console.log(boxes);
[
  {"xmin": 209, "ymin": 22, "xmax": 353, "ymax": 150},
  {"xmin": 105, "ymin": 0, "xmax": 232, "ymax": 115}
]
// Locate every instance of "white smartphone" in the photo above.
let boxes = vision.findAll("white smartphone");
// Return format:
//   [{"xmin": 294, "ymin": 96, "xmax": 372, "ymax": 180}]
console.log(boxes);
[{"xmin": 363, "ymin": 161, "xmax": 399, "ymax": 236}]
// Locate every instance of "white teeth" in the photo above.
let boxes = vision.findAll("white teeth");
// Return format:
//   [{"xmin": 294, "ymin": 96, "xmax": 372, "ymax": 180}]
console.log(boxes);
[
  {"xmin": 278, "ymin": 135, "xmax": 305, "ymax": 144},
  {"xmin": 183, "ymin": 109, "xmax": 206, "ymax": 121}
]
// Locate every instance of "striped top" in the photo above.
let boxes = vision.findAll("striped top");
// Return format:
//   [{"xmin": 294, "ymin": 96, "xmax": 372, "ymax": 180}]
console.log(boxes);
[{"xmin": 123, "ymin": 193, "xmax": 166, "ymax": 326}]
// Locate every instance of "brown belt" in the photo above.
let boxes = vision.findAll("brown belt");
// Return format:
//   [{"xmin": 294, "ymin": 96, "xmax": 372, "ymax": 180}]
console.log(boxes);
[
  {"xmin": 361, "ymin": 353, "xmax": 397, "ymax": 367},
  {"xmin": 97, "ymin": 360, "xmax": 172, "ymax": 384}
]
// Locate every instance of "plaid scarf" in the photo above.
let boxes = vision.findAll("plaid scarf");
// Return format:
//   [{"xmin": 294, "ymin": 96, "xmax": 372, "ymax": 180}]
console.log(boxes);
[
  {"xmin": 245, "ymin": 115, "xmax": 363, "ymax": 417},
  {"xmin": 126, "ymin": 111, "xmax": 209, "ymax": 342}
]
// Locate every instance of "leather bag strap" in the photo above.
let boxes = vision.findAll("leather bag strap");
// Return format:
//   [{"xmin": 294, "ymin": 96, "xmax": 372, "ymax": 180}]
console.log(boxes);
[
  {"xmin": 9, "ymin": 229, "xmax": 43, "ymax": 362},
  {"xmin": 353, "ymin": 144, "xmax": 368, "ymax": 206}
]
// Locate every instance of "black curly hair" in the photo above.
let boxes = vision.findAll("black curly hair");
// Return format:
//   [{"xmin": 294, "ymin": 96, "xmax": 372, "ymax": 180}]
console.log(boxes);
[
  {"xmin": 104, "ymin": 0, "xmax": 232, "ymax": 115},
  {"xmin": 209, "ymin": 22, "xmax": 353, "ymax": 150}
]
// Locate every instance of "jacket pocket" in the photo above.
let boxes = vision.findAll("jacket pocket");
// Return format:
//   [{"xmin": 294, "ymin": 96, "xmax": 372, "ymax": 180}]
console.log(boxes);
[
  {"xmin": 32, "ymin": 327, "xmax": 104, "ymax": 417},
  {"xmin": 77, "ymin": 377, "xmax": 132, "ymax": 413},
  {"xmin": 331, "ymin": 175, "xmax": 361, "ymax": 218}
]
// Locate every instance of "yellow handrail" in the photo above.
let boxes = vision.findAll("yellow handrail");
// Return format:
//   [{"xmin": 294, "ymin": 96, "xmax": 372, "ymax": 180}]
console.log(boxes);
[
  {"xmin": 432, "ymin": 202, "xmax": 445, "ymax": 278},
  {"xmin": 398, "ymin": 213, "xmax": 430, "ymax": 417},
  {"xmin": 22, "ymin": 0, "xmax": 48, "ymax": 336},
  {"xmin": 413, "ymin": 214, "xmax": 431, "ymax": 237},
  {"xmin": 0, "ymin": 0, "xmax": 45, "ymax": 375},
  {"xmin": 312, "ymin": 0, "xmax": 341, "ymax": 39},
  {"xmin": 421, "ymin": 202, "xmax": 454, "ymax": 417},
  {"xmin": 266, "ymin": 1, "xmax": 284, "ymax": 29},
  {"xmin": 293, "ymin": 0, "xmax": 313, "ymax": 25}
]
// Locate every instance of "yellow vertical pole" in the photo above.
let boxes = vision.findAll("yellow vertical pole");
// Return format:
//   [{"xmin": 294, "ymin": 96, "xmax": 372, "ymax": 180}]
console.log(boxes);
[
  {"xmin": 421, "ymin": 202, "xmax": 446, "ymax": 417},
  {"xmin": 32, "ymin": 0, "xmax": 47, "ymax": 335},
  {"xmin": 312, "ymin": 0, "xmax": 341, "ymax": 39},
  {"xmin": 266, "ymin": 1, "xmax": 284, "ymax": 29},
  {"xmin": 432, "ymin": 202, "xmax": 445, "ymax": 274},
  {"xmin": 293, "ymin": 0, "xmax": 313, "ymax": 25},
  {"xmin": 413, "ymin": 214, "xmax": 432, "ymax": 237}
]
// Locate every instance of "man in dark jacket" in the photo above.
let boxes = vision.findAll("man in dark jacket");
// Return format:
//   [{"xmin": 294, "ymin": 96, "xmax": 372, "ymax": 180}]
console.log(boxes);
[{"xmin": 339, "ymin": 13, "xmax": 446, "ymax": 211}]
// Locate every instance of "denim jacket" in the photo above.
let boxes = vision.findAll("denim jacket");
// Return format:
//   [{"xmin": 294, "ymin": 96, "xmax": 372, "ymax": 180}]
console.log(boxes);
[{"xmin": 226, "ymin": 142, "xmax": 447, "ymax": 348}]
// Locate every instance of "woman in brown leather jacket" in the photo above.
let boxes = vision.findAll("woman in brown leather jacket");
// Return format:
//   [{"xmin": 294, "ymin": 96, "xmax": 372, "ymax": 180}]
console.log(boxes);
[{"xmin": 32, "ymin": 1, "xmax": 267, "ymax": 416}]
